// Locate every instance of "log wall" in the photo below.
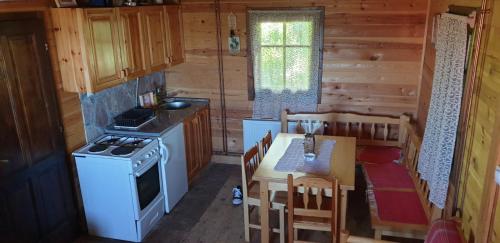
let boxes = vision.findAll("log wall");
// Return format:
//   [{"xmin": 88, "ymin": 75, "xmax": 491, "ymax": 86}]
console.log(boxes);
[
  {"xmin": 416, "ymin": 0, "xmax": 482, "ymax": 133},
  {"xmin": 166, "ymin": 0, "xmax": 429, "ymax": 153},
  {"xmin": 44, "ymin": 12, "xmax": 87, "ymax": 154},
  {"xmin": 456, "ymin": 0, "xmax": 500, "ymax": 241}
]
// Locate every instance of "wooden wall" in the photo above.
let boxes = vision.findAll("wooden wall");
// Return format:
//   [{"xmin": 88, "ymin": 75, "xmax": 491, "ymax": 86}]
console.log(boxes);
[
  {"xmin": 416, "ymin": 0, "xmax": 482, "ymax": 133},
  {"xmin": 457, "ymin": 0, "xmax": 500, "ymax": 241},
  {"xmin": 416, "ymin": 0, "xmax": 500, "ymax": 240},
  {"xmin": 167, "ymin": 0, "xmax": 428, "ymax": 153},
  {"xmin": 44, "ymin": 12, "xmax": 87, "ymax": 154}
]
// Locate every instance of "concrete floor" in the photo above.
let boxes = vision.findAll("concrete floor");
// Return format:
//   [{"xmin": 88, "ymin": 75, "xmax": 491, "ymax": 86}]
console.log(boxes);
[{"xmin": 76, "ymin": 163, "xmax": 423, "ymax": 243}]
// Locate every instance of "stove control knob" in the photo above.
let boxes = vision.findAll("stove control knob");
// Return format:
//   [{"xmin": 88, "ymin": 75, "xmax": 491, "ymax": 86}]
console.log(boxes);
[
  {"xmin": 145, "ymin": 153, "xmax": 151, "ymax": 158},
  {"xmin": 134, "ymin": 163, "xmax": 139, "ymax": 168},
  {"xmin": 137, "ymin": 160, "xmax": 143, "ymax": 165}
]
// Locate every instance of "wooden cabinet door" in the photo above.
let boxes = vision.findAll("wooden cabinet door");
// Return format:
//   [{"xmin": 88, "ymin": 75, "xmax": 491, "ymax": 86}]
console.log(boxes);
[
  {"xmin": 142, "ymin": 6, "xmax": 169, "ymax": 72},
  {"xmin": 0, "ymin": 17, "xmax": 77, "ymax": 242},
  {"xmin": 194, "ymin": 113, "xmax": 204, "ymax": 169},
  {"xmin": 183, "ymin": 108, "xmax": 212, "ymax": 184},
  {"xmin": 118, "ymin": 7, "xmax": 147, "ymax": 80},
  {"xmin": 165, "ymin": 5, "xmax": 184, "ymax": 66},
  {"xmin": 84, "ymin": 8, "xmax": 123, "ymax": 92},
  {"xmin": 184, "ymin": 115, "xmax": 199, "ymax": 184},
  {"xmin": 192, "ymin": 113, "xmax": 203, "ymax": 177},
  {"xmin": 200, "ymin": 108, "xmax": 212, "ymax": 166}
]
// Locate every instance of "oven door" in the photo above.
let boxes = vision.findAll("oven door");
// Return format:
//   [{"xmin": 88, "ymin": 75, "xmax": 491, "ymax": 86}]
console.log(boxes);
[{"xmin": 130, "ymin": 155, "xmax": 163, "ymax": 219}]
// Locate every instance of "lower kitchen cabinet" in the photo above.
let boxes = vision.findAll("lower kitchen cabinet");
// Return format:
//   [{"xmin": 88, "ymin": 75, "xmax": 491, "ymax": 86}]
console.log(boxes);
[{"xmin": 184, "ymin": 106, "xmax": 212, "ymax": 184}]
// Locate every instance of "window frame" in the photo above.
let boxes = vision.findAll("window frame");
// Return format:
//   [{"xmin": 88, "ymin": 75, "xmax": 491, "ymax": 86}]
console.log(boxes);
[{"xmin": 246, "ymin": 7, "xmax": 325, "ymax": 103}]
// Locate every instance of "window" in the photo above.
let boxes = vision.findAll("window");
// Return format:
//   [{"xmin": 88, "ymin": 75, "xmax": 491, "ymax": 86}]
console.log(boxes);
[
  {"xmin": 248, "ymin": 8, "xmax": 324, "ymax": 119},
  {"xmin": 259, "ymin": 21, "xmax": 313, "ymax": 91}
]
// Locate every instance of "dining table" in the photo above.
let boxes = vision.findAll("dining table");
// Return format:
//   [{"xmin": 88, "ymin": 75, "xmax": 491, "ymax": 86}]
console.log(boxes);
[{"xmin": 252, "ymin": 133, "xmax": 356, "ymax": 243}]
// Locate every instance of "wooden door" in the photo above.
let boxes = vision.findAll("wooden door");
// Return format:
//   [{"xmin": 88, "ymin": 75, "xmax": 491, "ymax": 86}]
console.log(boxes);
[
  {"xmin": 84, "ymin": 8, "xmax": 123, "ymax": 92},
  {"xmin": 118, "ymin": 7, "xmax": 147, "ymax": 80},
  {"xmin": 142, "ymin": 6, "xmax": 169, "ymax": 72},
  {"xmin": 165, "ymin": 5, "xmax": 184, "ymax": 66},
  {"xmin": 0, "ymin": 17, "xmax": 77, "ymax": 242}
]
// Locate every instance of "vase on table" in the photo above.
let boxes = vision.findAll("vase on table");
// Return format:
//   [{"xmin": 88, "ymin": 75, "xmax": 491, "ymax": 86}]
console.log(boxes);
[{"xmin": 304, "ymin": 133, "xmax": 316, "ymax": 161}]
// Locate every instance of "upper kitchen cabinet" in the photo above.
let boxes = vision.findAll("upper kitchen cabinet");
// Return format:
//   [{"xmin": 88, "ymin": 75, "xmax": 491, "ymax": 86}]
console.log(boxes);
[
  {"xmin": 142, "ymin": 6, "xmax": 170, "ymax": 72},
  {"xmin": 84, "ymin": 9, "xmax": 124, "ymax": 91},
  {"xmin": 165, "ymin": 5, "xmax": 184, "ymax": 66},
  {"xmin": 51, "ymin": 8, "xmax": 124, "ymax": 93},
  {"xmin": 118, "ymin": 7, "xmax": 148, "ymax": 80},
  {"xmin": 51, "ymin": 5, "xmax": 185, "ymax": 93}
]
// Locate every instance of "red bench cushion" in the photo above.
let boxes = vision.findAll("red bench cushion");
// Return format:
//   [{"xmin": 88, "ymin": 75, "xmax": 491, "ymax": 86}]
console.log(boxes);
[
  {"xmin": 426, "ymin": 220, "xmax": 464, "ymax": 243},
  {"xmin": 357, "ymin": 146, "xmax": 401, "ymax": 164},
  {"xmin": 363, "ymin": 163, "xmax": 414, "ymax": 190},
  {"xmin": 370, "ymin": 190, "xmax": 428, "ymax": 225}
]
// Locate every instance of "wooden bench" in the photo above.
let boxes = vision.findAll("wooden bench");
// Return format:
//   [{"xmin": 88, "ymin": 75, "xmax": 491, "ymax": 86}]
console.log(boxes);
[
  {"xmin": 341, "ymin": 219, "xmax": 465, "ymax": 243},
  {"xmin": 365, "ymin": 122, "xmax": 443, "ymax": 240},
  {"xmin": 281, "ymin": 110, "xmax": 410, "ymax": 165},
  {"xmin": 281, "ymin": 110, "xmax": 410, "ymax": 147}
]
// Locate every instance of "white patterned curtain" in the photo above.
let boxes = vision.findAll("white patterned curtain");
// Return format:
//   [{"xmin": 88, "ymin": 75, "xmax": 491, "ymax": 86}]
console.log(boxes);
[
  {"xmin": 418, "ymin": 13, "xmax": 468, "ymax": 209},
  {"xmin": 248, "ymin": 9, "xmax": 323, "ymax": 119}
]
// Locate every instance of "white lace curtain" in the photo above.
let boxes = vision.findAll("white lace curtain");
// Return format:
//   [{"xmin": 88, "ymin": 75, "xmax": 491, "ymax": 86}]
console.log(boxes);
[
  {"xmin": 418, "ymin": 13, "xmax": 468, "ymax": 209},
  {"xmin": 248, "ymin": 9, "xmax": 322, "ymax": 119}
]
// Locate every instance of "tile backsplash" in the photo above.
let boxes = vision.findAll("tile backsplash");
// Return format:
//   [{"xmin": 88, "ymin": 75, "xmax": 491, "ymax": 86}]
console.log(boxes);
[{"xmin": 80, "ymin": 71, "xmax": 166, "ymax": 141}]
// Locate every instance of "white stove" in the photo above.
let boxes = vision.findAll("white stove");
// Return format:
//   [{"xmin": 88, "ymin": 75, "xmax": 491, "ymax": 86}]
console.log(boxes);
[{"xmin": 73, "ymin": 134, "xmax": 164, "ymax": 242}]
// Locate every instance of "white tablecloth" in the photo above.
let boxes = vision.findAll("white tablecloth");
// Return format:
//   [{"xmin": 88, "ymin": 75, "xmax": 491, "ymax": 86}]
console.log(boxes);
[{"xmin": 274, "ymin": 138, "xmax": 336, "ymax": 175}]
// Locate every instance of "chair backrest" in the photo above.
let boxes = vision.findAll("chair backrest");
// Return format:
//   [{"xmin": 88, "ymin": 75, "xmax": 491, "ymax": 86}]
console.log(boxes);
[
  {"xmin": 401, "ymin": 122, "xmax": 443, "ymax": 223},
  {"xmin": 241, "ymin": 144, "xmax": 261, "ymax": 198},
  {"xmin": 287, "ymin": 174, "xmax": 339, "ymax": 243},
  {"xmin": 281, "ymin": 109, "xmax": 410, "ymax": 147},
  {"xmin": 259, "ymin": 130, "xmax": 272, "ymax": 160}
]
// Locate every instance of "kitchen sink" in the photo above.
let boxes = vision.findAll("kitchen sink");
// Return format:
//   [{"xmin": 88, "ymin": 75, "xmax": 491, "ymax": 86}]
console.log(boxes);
[{"xmin": 161, "ymin": 101, "xmax": 191, "ymax": 110}]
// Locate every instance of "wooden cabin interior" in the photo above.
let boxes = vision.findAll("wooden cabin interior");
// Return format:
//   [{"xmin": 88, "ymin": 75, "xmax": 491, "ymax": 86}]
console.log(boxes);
[{"xmin": 0, "ymin": 0, "xmax": 499, "ymax": 242}]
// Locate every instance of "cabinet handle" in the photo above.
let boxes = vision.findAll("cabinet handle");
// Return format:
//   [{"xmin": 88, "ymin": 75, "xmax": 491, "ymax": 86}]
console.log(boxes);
[{"xmin": 0, "ymin": 159, "xmax": 8, "ymax": 164}]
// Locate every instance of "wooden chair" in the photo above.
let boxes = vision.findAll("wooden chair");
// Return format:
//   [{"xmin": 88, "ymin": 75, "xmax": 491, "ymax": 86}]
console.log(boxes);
[
  {"xmin": 259, "ymin": 130, "xmax": 272, "ymax": 161},
  {"xmin": 287, "ymin": 174, "xmax": 339, "ymax": 243},
  {"xmin": 241, "ymin": 144, "xmax": 286, "ymax": 243}
]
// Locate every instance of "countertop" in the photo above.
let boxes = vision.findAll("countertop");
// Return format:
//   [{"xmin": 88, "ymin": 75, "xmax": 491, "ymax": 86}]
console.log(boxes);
[{"xmin": 105, "ymin": 97, "xmax": 209, "ymax": 137}]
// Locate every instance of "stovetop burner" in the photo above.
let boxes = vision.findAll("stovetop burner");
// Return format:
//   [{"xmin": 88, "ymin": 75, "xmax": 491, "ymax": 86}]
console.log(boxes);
[
  {"xmin": 111, "ymin": 146, "xmax": 136, "ymax": 156},
  {"xmin": 84, "ymin": 134, "xmax": 154, "ymax": 157},
  {"xmin": 95, "ymin": 136, "xmax": 125, "ymax": 146},
  {"xmin": 88, "ymin": 144, "xmax": 109, "ymax": 153}
]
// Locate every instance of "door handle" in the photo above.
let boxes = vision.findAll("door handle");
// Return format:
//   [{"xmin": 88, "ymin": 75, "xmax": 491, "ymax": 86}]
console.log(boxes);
[
  {"xmin": 163, "ymin": 145, "xmax": 170, "ymax": 165},
  {"xmin": 159, "ymin": 141, "xmax": 170, "ymax": 165}
]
